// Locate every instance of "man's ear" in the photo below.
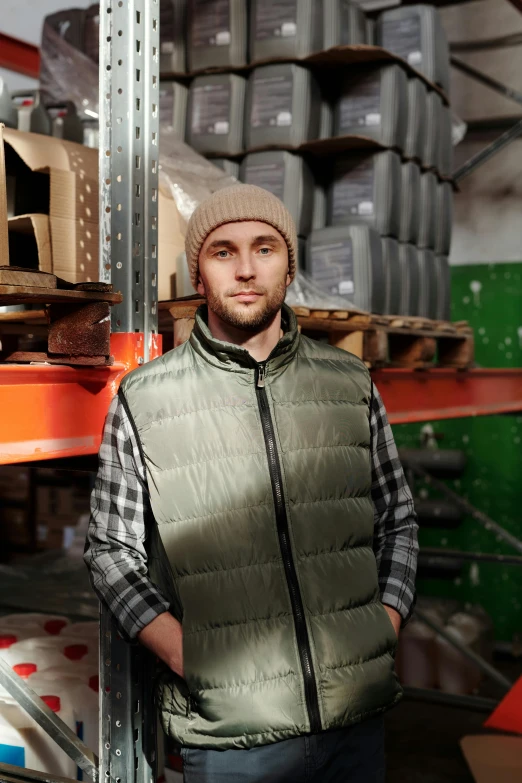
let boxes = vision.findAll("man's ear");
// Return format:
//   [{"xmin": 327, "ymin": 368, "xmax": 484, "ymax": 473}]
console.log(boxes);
[{"xmin": 196, "ymin": 276, "xmax": 205, "ymax": 297}]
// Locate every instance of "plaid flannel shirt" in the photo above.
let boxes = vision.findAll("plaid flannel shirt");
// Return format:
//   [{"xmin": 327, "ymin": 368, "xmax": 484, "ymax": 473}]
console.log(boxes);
[{"xmin": 85, "ymin": 384, "xmax": 418, "ymax": 640}]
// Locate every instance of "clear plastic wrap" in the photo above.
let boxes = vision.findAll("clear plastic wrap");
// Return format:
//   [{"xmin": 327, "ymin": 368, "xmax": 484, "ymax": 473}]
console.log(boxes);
[
  {"xmin": 39, "ymin": 22, "xmax": 99, "ymax": 122},
  {"xmin": 0, "ymin": 514, "xmax": 97, "ymax": 619},
  {"xmin": 159, "ymin": 127, "xmax": 237, "ymax": 231},
  {"xmin": 285, "ymin": 270, "xmax": 365, "ymax": 313}
]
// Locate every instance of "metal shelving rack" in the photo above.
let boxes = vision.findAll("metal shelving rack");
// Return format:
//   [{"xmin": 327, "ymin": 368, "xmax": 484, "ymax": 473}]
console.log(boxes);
[{"xmin": 0, "ymin": 1, "xmax": 522, "ymax": 781}]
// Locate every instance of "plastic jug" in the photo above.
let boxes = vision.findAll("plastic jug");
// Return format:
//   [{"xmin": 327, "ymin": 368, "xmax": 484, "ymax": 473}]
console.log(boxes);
[
  {"xmin": 60, "ymin": 621, "xmax": 99, "ymax": 641},
  {"xmin": 29, "ymin": 672, "xmax": 99, "ymax": 776},
  {"xmin": 0, "ymin": 687, "xmax": 76, "ymax": 777},
  {"xmin": 436, "ymin": 613, "xmax": 483, "ymax": 694},
  {"xmin": 33, "ymin": 662, "xmax": 99, "ymax": 691},
  {"xmin": 1, "ymin": 614, "xmax": 69, "ymax": 636},
  {"xmin": 4, "ymin": 638, "xmax": 79, "ymax": 674},
  {"xmin": 398, "ymin": 611, "xmax": 440, "ymax": 688}
]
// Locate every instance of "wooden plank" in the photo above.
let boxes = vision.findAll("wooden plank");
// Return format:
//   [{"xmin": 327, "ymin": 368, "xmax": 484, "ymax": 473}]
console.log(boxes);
[
  {"xmin": 388, "ymin": 334, "xmax": 437, "ymax": 367},
  {"xmin": 363, "ymin": 330, "xmax": 388, "ymax": 366},
  {"xmin": 174, "ymin": 317, "xmax": 195, "ymax": 348},
  {"xmin": 5, "ymin": 352, "xmax": 112, "ymax": 366},
  {"xmin": 0, "ymin": 309, "xmax": 47, "ymax": 323},
  {"xmin": 0, "ymin": 267, "xmax": 57, "ymax": 288},
  {"xmin": 48, "ymin": 303, "xmax": 111, "ymax": 357},
  {"xmin": 346, "ymin": 312, "xmax": 373, "ymax": 326},
  {"xmin": 310, "ymin": 310, "xmax": 330, "ymax": 319},
  {"xmin": 168, "ymin": 301, "xmax": 202, "ymax": 319},
  {"xmin": 438, "ymin": 334, "xmax": 475, "ymax": 368},
  {"xmin": 0, "ymin": 286, "xmax": 122, "ymax": 305},
  {"xmin": 329, "ymin": 330, "xmax": 364, "ymax": 359}
]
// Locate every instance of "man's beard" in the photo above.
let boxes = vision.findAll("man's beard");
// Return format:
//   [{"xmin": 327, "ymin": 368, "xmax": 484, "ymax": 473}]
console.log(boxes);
[{"xmin": 205, "ymin": 279, "xmax": 287, "ymax": 333}]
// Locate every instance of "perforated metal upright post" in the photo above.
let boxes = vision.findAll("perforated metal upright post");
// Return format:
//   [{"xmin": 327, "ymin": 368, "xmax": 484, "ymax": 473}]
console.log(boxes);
[
  {"xmin": 98, "ymin": 1, "xmax": 160, "ymax": 782},
  {"xmin": 99, "ymin": 0, "xmax": 159, "ymax": 360}
]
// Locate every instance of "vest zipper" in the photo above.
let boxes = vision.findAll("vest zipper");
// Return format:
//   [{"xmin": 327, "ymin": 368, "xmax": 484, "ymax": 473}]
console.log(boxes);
[{"xmin": 255, "ymin": 362, "xmax": 322, "ymax": 735}]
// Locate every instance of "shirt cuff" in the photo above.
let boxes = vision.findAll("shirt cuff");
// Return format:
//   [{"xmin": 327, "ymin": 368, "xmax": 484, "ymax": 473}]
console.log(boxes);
[{"xmin": 380, "ymin": 584, "xmax": 417, "ymax": 627}]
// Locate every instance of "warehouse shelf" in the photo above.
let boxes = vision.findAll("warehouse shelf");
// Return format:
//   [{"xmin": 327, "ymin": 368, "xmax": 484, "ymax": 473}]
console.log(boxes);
[
  {"xmin": 0, "ymin": 32, "xmax": 40, "ymax": 79},
  {"xmin": 0, "ymin": 333, "xmax": 161, "ymax": 465},
  {"xmin": 1, "ymin": 359, "xmax": 519, "ymax": 466},
  {"xmin": 373, "ymin": 367, "xmax": 522, "ymax": 424}
]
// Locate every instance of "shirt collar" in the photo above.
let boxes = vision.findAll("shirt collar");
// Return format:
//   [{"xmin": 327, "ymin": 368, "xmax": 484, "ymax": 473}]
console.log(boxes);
[{"xmin": 189, "ymin": 302, "xmax": 300, "ymax": 377}]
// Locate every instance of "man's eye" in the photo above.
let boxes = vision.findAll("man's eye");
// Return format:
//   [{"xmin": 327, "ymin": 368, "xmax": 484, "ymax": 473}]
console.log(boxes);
[
  {"xmin": 217, "ymin": 250, "xmax": 229, "ymax": 258},
  {"xmin": 259, "ymin": 247, "xmax": 271, "ymax": 255}
]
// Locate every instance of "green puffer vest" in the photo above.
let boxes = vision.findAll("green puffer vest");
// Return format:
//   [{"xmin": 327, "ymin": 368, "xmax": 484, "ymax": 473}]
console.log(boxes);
[{"xmin": 119, "ymin": 304, "xmax": 401, "ymax": 751}]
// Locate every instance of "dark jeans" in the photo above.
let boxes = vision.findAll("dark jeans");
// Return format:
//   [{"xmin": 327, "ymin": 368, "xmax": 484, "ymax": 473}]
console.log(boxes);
[{"xmin": 182, "ymin": 715, "xmax": 385, "ymax": 783}]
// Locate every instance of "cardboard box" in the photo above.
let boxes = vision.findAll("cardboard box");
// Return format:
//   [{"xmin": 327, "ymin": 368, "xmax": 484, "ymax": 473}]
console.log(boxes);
[
  {"xmin": 0, "ymin": 125, "xmax": 98, "ymax": 282},
  {"xmin": 36, "ymin": 524, "xmax": 70, "ymax": 550},
  {"xmin": 0, "ymin": 125, "xmax": 186, "ymax": 295},
  {"xmin": 461, "ymin": 735, "xmax": 522, "ymax": 783},
  {"xmin": 36, "ymin": 485, "xmax": 90, "ymax": 521},
  {"xmin": 0, "ymin": 466, "xmax": 30, "ymax": 502},
  {"xmin": 8, "ymin": 214, "xmax": 52, "ymax": 273},
  {"xmin": 1, "ymin": 506, "xmax": 30, "ymax": 547},
  {"xmin": 158, "ymin": 184, "xmax": 185, "ymax": 301}
]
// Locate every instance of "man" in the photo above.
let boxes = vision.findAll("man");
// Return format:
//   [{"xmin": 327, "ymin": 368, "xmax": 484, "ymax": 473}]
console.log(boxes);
[{"xmin": 86, "ymin": 184, "xmax": 418, "ymax": 782}]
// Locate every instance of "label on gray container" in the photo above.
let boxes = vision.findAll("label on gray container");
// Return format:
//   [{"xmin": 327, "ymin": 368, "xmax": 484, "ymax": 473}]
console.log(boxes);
[
  {"xmin": 244, "ymin": 162, "xmax": 285, "ymax": 201},
  {"xmin": 255, "ymin": 0, "xmax": 298, "ymax": 40},
  {"xmin": 191, "ymin": 83, "xmax": 230, "ymax": 135},
  {"xmin": 338, "ymin": 73, "xmax": 381, "ymax": 131},
  {"xmin": 159, "ymin": 87, "xmax": 174, "ymax": 125},
  {"xmin": 192, "ymin": 0, "xmax": 230, "ymax": 48},
  {"xmin": 310, "ymin": 240, "xmax": 355, "ymax": 298},
  {"xmin": 380, "ymin": 15, "xmax": 422, "ymax": 67},
  {"xmin": 332, "ymin": 160, "xmax": 374, "ymax": 222},
  {"xmin": 250, "ymin": 74, "xmax": 293, "ymax": 129}
]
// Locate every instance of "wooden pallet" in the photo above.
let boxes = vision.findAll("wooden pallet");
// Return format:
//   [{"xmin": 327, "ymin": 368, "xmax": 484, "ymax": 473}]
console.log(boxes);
[
  {"xmin": 0, "ymin": 269, "xmax": 122, "ymax": 366},
  {"xmin": 162, "ymin": 298, "xmax": 474, "ymax": 369}
]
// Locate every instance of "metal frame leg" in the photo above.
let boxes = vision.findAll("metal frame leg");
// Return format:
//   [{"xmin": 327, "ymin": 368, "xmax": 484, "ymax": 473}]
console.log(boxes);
[
  {"xmin": 100, "ymin": 606, "xmax": 157, "ymax": 783},
  {"xmin": 451, "ymin": 55, "xmax": 522, "ymax": 182},
  {"xmin": 99, "ymin": 0, "xmax": 160, "ymax": 355},
  {"xmin": 403, "ymin": 461, "xmax": 522, "ymax": 555},
  {"xmin": 414, "ymin": 610, "xmax": 513, "ymax": 693}
]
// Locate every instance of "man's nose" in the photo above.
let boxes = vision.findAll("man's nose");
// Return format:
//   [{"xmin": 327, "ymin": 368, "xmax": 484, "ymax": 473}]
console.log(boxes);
[{"xmin": 235, "ymin": 252, "xmax": 256, "ymax": 279}]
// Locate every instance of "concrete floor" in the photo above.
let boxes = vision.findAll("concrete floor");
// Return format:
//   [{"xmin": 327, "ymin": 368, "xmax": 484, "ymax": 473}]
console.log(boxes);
[
  {"xmin": 385, "ymin": 657, "xmax": 522, "ymax": 782},
  {"xmin": 385, "ymin": 700, "xmax": 481, "ymax": 783}
]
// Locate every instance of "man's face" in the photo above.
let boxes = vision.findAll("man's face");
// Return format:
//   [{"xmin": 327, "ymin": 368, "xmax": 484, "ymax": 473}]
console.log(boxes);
[{"xmin": 197, "ymin": 220, "xmax": 291, "ymax": 332}]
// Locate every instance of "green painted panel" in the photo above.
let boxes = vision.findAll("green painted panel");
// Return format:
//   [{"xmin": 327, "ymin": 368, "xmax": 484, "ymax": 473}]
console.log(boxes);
[{"xmin": 389, "ymin": 263, "xmax": 522, "ymax": 642}]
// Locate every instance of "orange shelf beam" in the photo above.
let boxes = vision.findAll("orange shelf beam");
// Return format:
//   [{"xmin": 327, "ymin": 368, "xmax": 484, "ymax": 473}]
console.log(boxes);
[
  {"xmin": 0, "ymin": 333, "xmax": 161, "ymax": 465},
  {"xmin": 1, "ymin": 353, "xmax": 520, "ymax": 464},
  {"xmin": 372, "ymin": 368, "xmax": 522, "ymax": 425},
  {"xmin": 0, "ymin": 33, "xmax": 40, "ymax": 79}
]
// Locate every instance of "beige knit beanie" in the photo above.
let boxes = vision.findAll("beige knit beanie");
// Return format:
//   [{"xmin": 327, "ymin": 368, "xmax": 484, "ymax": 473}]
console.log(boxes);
[{"xmin": 185, "ymin": 184, "xmax": 298, "ymax": 290}]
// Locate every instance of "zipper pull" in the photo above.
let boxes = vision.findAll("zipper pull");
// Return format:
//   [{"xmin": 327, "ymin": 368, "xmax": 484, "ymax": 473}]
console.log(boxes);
[{"xmin": 257, "ymin": 364, "xmax": 266, "ymax": 388}]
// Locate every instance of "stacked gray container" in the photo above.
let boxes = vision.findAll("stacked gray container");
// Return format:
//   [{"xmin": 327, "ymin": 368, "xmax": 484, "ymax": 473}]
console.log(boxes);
[
  {"xmin": 240, "ymin": 152, "xmax": 315, "ymax": 238},
  {"xmin": 157, "ymin": 0, "xmax": 454, "ymax": 320},
  {"xmin": 188, "ymin": 0, "xmax": 248, "ymax": 71},
  {"xmin": 323, "ymin": 0, "xmax": 367, "ymax": 49},
  {"xmin": 333, "ymin": 65, "xmax": 408, "ymax": 149},
  {"xmin": 250, "ymin": 0, "xmax": 323, "ymax": 61},
  {"xmin": 327, "ymin": 151, "xmax": 402, "ymax": 238},
  {"xmin": 306, "ymin": 225, "xmax": 386, "ymax": 313},
  {"xmin": 159, "ymin": 82, "xmax": 188, "ymax": 138},
  {"xmin": 244, "ymin": 65, "xmax": 322, "ymax": 150},
  {"xmin": 186, "ymin": 74, "xmax": 246, "ymax": 155},
  {"xmin": 161, "ymin": 0, "xmax": 187, "ymax": 74},
  {"xmin": 375, "ymin": 4, "xmax": 450, "ymax": 93}
]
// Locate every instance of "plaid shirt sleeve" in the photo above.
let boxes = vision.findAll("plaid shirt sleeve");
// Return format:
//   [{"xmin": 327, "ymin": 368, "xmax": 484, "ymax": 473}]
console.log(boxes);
[
  {"xmin": 371, "ymin": 383, "xmax": 419, "ymax": 624},
  {"xmin": 84, "ymin": 395, "xmax": 170, "ymax": 641}
]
